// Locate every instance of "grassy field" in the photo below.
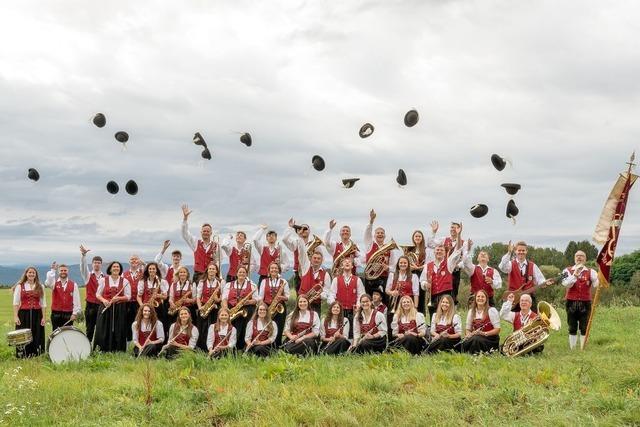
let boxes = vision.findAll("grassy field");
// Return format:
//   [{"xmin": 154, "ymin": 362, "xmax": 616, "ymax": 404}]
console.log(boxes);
[{"xmin": 0, "ymin": 288, "xmax": 639, "ymax": 426}]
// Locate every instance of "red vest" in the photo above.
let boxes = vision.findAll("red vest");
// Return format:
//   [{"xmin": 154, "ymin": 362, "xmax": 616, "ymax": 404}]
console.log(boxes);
[
  {"xmin": 366, "ymin": 242, "xmax": 391, "ymax": 278},
  {"xmin": 140, "ymin": 279, "xmax": 161, "ymax": 304},
  {"xmin": 291, "ymin": 311, "xmax": 315, "ymax": 335},
  {"xmin": 211, "ymin": 326, "xmax": 231, "ymax": 347},
  {"xmin": 102, "ymin": 277, "xmax": 124, "ymax": 300},
  {"xmin": 398, "ymin": 318, "xmax": 417, "ymax": 334},
  {"xmin": 334, "ymin": 242, "xmax": 357, "ymax": 274},
  {"xmin": 194, "ymin": 240, "xmax": 215, "ymax": 273},
  {"xmin": 336, "ymin": 275, "xmax": 358, "ymax": 310},
  {"xmin": 258, "ymin": 246, "xmax": 280, "ymax": 276},
  {"xmin": 123, "ymin": 269, "xmax": 142, "ymax": 301},
  {"xmin": 427, "ymin": 260, "xmax": 453, "ymax": 295},
  {"xmin": 138, "ymin": 322, "xmax": 158, "ymax": 345},
  {"xmin": 470, "ymin": 266, "xmax": 495, "ymax": 297},
  {"xmin": 166, "ymin": 266, "xmax": 175, "ymax": 285},
  {"xmin": 359, "ymin": 312, "xmax": 379, "ymax": 335},
  {"xmin": 565, "ymin": 268, "xmax": 592, "ymax": 301},
  {"xmin": 85, "ymin": 272, "xmax": 102, "ymax": 304},
  {"xmin": 51, "ymin": 279, "xmax": 76, "ymax": 312},
  {"xmin": 227, "ymin": 281, "xmax": 252, "ymax": 307},
  {"xmin": 250, "ymin": 319, "xmax": 271, "ymax": 341},
  {"xmin": 201, "ymin": 279, "xmax": 218, "ymax": 304},
  {"xmin": 262, "ymin": 278, "xmax": 284, "ymax": 305},
  {"xmin": 323, "ymin": 318, "xmax": 345, "ymax": 338},
  {"xmin": 513, "ymin": 310, "xmax": 537, "ymax": 331},
  {"xmin": 508, "ymin": 260, "xmax": 536, "ymax": 292},
  {"xmin": 471, "ymin": 312, "xmax": 494, "ymax": 333},
  {"xmin": 300, "ymin": 268, "xmax": 326, "ymax": 296},
  {"xmin": 19, "ymin": 285, "xmax": 42, "ymax": 310},
  {"xmin": 435, "ymin": 322, "xmax": 455, "ymax": 335},
  {"xmin": 172, "ymin": 327, "xmax": 190, "ymax": 346},
  {"xmin": 374, "ymin": 302, "xmax": 387, "ymax": 315},
  {"xmin": 228, "ymin": 247, "xmax": 240, "ymax": 277},
  {"xmin": 173, "ymin": 282, "xmax": 193, "ymax": 307},
  {"xmin": 392, "ymin": 275, "xmax": 414, "ymax": 296}
]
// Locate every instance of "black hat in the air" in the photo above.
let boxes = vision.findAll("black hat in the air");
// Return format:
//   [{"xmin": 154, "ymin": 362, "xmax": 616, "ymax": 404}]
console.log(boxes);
[
  {"xmin": 491, "ymin": 154, "xmax": 506, "ymax": 171},
  {"xmin": 501, "ymin": 183, "xmax": 521, "ymax": 195},
  {"xmin": 506, "ymin": 199, "xmax": 519, "ymax": 218},
  {"xmin": 193, "ymin": 132, "xmax": 207, "ymax": 147},
  {"xmin": 106, "ymin": 181, "xmax": 119, "ymax": 194},
  {"xmin": 240, "ymin": 133, "xmax": 252, "ymax": 147},
  {"xmin": 27, "ymin": 168, "xmax": 40, "ymax": 182},
  {"xmin": 359, "ymin": 123, "xmax": 374, "ymax": 138},
  {"xmin": 469, "ymin": 204, "xmax": 489, "ymax": 218},
  {"xmin": 312, "ymin": 155, "xmax": 325, "ymax": 171},
  {"xmin": 201, "ymin": 147, "xmax": 212, "ymax": 160},
  {"xmin": 342, "ymin": 178, "xmax": 360, "ymax": 189},
  {"xmin": 396, "ymin": 169, "xmax": 407, "ymax": 186},
  {"xmin": 115, "ymin": 131, "xmax": 129, "ymax": 143},
  {"xmin": 92, "ymin": 113, "xmax": 106, "ymax": 128},
  {"xmin": 404, "ymin": 109, "xmax": 419, "ymax": 127},
  {"xmin": 125, "ymin": 180, "xmax": 138, "ymax": 195}
]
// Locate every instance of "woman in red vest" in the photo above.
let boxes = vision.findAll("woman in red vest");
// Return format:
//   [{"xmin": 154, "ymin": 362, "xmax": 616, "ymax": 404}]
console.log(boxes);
[
  {"xmin": 195, "ymin": 262, "xmax": 224, "ymax": 351},
  {"xmin": 390, "ymin": 295, "xmax": 427, "ymax": 354},
  {"xmin": 207, "ymin": 308, "xmax": 237, "ymax": 358},
  {"xmin": 244, "ymin": 302, "xmax": 278, "ymax": 357},
  {"xmin": 169, "ymin": 266, "xmax": 197, "ymax": 323},
  {"xmin": 132, "ymin": 304, "xmax": 165, "ymax": 357},
  {"xmin": 12, "ymin": 267, "xmax": 46, "ymax": 358},
  {"xmin": 163, "ymin": 306, "xmax": 198, "ymax": 359},
  {"xmin": 282, "ymin": 295, "xmax": 320, "ymax": 355},
  {"xmin": 94, "ymin": 261, "xmax": 131, "ymax": 352},
  {"xmin": 461, "ymin": 290, "xmax": 501, "ymax": 354},
  {"xmin": 136, "ymin": 262, "xmax": 169, "ymax": 339},
  {"xmin": 319, "ymin": 301, "xmax": 351, "ymax": 355},
  {"xmin": 221, "ymin": 266, "xmax": 257, "ymax": 351},
  {"xmin": 407, "ymin": 230, "xmax": 427, "ymax": 313},
  {"xmin": 426, "ymin": 294, "xmax": 462, "ymax": 353},
  {"xmin": 350, "ymin": 294, "xmax": 387, "ymax": 354},
  {"xmin": 257, "ymin": 262, "xmax": 289, "ymax": 346}
]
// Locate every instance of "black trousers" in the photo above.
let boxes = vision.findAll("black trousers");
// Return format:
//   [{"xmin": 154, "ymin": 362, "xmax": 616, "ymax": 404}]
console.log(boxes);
[
  {"xmin": 291, "ymin": 271, "xmax": 301, "ymax": 294},
  {"xmin": 451, "ymin": 269, "xmax": 461, "ymax": 305},
  {"xmin": 51, "ymin": 310, "xmax": 73, "ymax": 330},
  {"xmin": 461, "ymin": 335, "xmax": 499, "ymax": 355},
  {"xmin": 125, "ymin": 301, "xmax": 138, "ymax": 341},
  {"xmin": 258, "ymin": 275, "xmax": 268, "ymax": 293},
  {"xmin": 413, "ymin": 269, "xmax": 426, "ymax": 313},
  {"xmin": 231, "ymin": 305, "xmax": 255, "ymax": 350},
  {"xmin": 272, "ymin": 308, "xmax": 287, "ymax": 347},
  {"xmin": 342, "ymin": 309, "xmax": 354, "ymax": 339},
  {"xmin": 566, "ymin": 300, "xmax": 591, "ymax": 335},
  {"xmin": 196, "ymin": 308, "xmax": 217, "ymax": 351},
  {"xmin": 85, "ymin": 301, "xmax": 100, "ymax": 343},
  {"xmin": 16, "ymin": 309, "xmax": 45, "ymax": 358}
]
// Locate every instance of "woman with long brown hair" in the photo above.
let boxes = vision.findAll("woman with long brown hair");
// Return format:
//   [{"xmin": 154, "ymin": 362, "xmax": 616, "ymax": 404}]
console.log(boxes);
[
  {"xmin": 221, "ymin": 265, "xmax": 257, "ymax": 351},
  {"xmin": 282, "ymin": 295, "xmax": 320, "ymax": 356},
  {"xmin": 319, "ymin": 301, "xmax": 351, "ymax": 355},
  {"xmin": 132, "ymin": 303, "xmax": 165, "ymax": 357},
  {"xmin": 408, "ymin": 230, "xmax": 428, "ymax": 312},
  {"xmin": 162, "ymin": 306, "xmax": 198, "ymax": 359},
  {"xmin": 461, "ymin": 289, "xmax": 501, "ymax": 354},
  {"xmin": 136, "ymin": 262, "xmax": 169, "ymax": 337},
  {"xmin": 195, "ymin": 262, "xmax": 224, "ymax": 351},
  {"xmin": 258, "ymin": 261, "xmax": 289, "ymax": 347},
  {"xmin": 168, "ymin": 265, "xmax": 197, "ymax": 323},
  {"xmin": 390, "ymin": 295, "xmax": 427, "ymax": 354},
  {"xmin": 12, "ymin": 267, "xmax": 46, "ymax": 358},
  {"xmin": 350, "ymin": 293, "xmax": 387, "ymax": 354},
  {"xmin": 207, "ymin": 308, "xmax": 236, "ymax": 358},
  {"xmin": 94, "ymin": 261, "xmax": 131, "ymax": 353},
  {"xmin": 244, "ymin": 302, "xmax": 277, "ymax": 357},
  {"xmin": 426, "ymin": 294, "xmax": 462, "ymax": 353}
]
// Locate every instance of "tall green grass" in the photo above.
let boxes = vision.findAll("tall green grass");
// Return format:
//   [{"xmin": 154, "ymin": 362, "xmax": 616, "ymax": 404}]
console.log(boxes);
[{"xmin": 0, "ymin": 289, "xmax": 639, "ymax": 426}]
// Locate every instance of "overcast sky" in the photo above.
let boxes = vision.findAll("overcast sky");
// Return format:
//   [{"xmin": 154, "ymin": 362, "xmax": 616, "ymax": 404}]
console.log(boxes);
[{"xmin": 0, "ymin": 0, "xmax": 638, "ymax": 266}]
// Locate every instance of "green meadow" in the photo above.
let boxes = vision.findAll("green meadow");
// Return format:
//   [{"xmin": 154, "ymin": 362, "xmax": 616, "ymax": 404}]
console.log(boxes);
[{"xmin": 0, "ymin": 288, "xmax": 638, "ymax": 426}]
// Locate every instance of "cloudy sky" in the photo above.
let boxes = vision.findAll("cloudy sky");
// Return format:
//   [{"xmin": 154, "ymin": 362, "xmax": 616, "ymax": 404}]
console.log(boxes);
[{"xmin": 0, "ymin": 0, "xmax": 638, "ymax": 265}]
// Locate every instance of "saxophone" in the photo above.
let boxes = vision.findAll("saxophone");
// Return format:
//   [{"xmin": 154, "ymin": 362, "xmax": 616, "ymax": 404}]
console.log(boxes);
[
  {"xmin": 199, "ymin": 282, "xmax": 221, "ymax": 318},
  {"xmin": 331, "ymin": 241, "xmax": 360, "ymax": 277},
  {"xmin": 502, "ymin": 301, "xmax": 561, "ymax": 357},
  {"xmin": 364, "ymin": 239, "xmax": 399, "ymax": 280},
  {"xmin": 268, "ymin": 279, "xmax": 286, "ymax": 316},
  {"xmin": 148, "ymin": 282, "xmax": 160, "ymax": 308},
  {"xmin": 229, "ymin": 288, "xmax": 256, "ymax": 321},
  {"xmin": 168, "ymin": 287, "xmax": 192, "ymax": 316}
]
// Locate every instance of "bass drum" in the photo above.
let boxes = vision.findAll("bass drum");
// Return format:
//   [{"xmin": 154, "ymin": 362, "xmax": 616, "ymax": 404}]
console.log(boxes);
[{"xmin": 48, "ymin": 326, "xmax": 91, "ymax": 364}]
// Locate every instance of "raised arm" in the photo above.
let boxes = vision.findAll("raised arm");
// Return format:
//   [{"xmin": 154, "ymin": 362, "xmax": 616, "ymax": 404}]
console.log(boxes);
[{"xmin": 180, "ymin": 204, "xmax": 197, "ymax": 251}]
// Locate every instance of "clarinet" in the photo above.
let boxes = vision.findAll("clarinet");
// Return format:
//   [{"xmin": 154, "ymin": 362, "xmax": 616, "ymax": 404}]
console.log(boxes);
[
  {"xmin": 454, "ymin": 320, "xmax": 492, "ymax": 348},
  {"xmin": 348, "ymin": 320, "xmax": 384, "ymax": 353},
  {"xmin": 389, "ymin": 322, "xmax": 425, "ymax": 346},
  {"xmin": 244, "ymin": 322, "xmax": 271, "ymax": 353},
  {"xmin": 319, "ymin": 319, "xmax": 349, "ymax": 352}
]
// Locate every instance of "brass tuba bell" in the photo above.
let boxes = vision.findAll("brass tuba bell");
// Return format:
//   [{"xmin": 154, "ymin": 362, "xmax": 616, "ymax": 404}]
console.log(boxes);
[
  {"xmin": 364, "ymin": 239, "xmax": 399, "ymax": 280},
  {"xmin": 502, "ymin": 301, "xmax": 561, "ymax": 357}
]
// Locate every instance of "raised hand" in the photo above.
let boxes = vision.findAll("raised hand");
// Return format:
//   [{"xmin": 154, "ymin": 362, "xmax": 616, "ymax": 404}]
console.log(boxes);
[
  {"xmin": 467, "ymin": 239, "xmax": 474, "ymax": 251},
  {"xmin": 507, "ymin": 293, "xmax": 515, "ymax": 303},
  {"xmin": 369, "ymin": 209, "xmax": 376, "ymax": 224},
  {"xmin": 430, "ymin": 220, "xmax": 439, "ymax": 234},
  {"xmin": 329, "ymin": 219, "xmax": 337, "ymax": 230},
  {"xmin": 507, "ymin": 240, "xmax": 513, "ymax": 254},
  {"xmin": 51, "ymin": 261, "xmax": 58, "ymax": 271},
  {"xmin": 80, "ymin": 245, "xmax": 90, "ymax": 256},
  {"xmin": 181, "ymin": 204, "xmax": 192, "ymax": 221},
  {"xmin": 288, "ymin": 218, "xmax": 295, "ymax": 228},
  {"xmin": 162, "ymin": 240, "xmax": 171, "ymax": 252}
]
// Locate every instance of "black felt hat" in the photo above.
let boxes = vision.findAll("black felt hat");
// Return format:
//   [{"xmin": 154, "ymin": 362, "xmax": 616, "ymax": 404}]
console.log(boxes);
[
  {"xmin": 501, "ymin": 183, "xmax": 521, "ymax": 195},
  {"xmin": 470, "ymin": 204, "xmax": 489, "ymax": 218},
  {"xmin": 506, "ymin": 199, "xmax": 519, "ymax": 218},
  {"xmin": 312, "ymin": 155, "xmax": 325, "ymax": 171},
  {"xmin": 27, "ymin": 168, "xmax": 40, "ymax": 182},
  {"xmin": 491, "ymin": 154, "xmax": 506, "ymax": 171},
  {"xmin": 396, "ymin": 169, "xmax": 407, "ymax": 186},
  {"xmin": 404, "ymin": 109, "xmax": 419, "ymax": 127},
  {"xmin": 115, "ymin": 131, "xmax": 129, "ymax": 143},
  {"xmin": 240, "ymin": 133, "xmax": 252, "ymax": 147},
  {"xmin": 342, "ymin": 178, "xmax": 360, "ymax": 188},
  {"xmin": 125, "ymin": 180, "xmax": 138, "ymax": 195},
  {"xmin": 359, "ymin": 123, "xmax": 374, "ymax": 138},
  {"xmin": 92, "ymin": 113, "xmax": 106, "ymax": 128},
  {"xmin": 106, "ymin": 181, "xmax": 119, "ymax": 194}
]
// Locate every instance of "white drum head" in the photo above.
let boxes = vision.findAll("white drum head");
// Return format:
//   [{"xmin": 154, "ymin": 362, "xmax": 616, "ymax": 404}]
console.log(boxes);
[{"xmin": 49, "ymin": 328, "xmax": 91, "ymax": 364}]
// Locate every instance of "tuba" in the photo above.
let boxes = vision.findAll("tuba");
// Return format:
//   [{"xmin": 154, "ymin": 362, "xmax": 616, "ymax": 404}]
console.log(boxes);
[
  {"xmin": 306, "ymin": 235, "xmax": 324, "ymax": 258},
  {"xmin": 364, "ymin": 239, "xmax": 399, "ymax": 280},
  {"xmin": 502, "ymin": 301, "xmax": 561, "ymax": 357},
  {"xmin": 331, "ymin": 241, "xmax": 359, "ymax": 277}
]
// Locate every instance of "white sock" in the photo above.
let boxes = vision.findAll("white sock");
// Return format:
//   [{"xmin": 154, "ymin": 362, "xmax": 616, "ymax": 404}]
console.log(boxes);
[
  {"xmin": 569, "ymin": 335, "xmax": 577, "ymax": 349},
  {"xmin": 579, "ymin": 335, "xmax": 586, "ymax": 350}
]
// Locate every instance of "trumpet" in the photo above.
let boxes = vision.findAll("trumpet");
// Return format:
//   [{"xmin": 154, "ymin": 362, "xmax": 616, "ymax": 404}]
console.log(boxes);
[
  {"xmin": 199, "ymin": 284, "xmax": 221, "ymax": 318},
  {"xmin": 229, "ymin": 288, "xmax": 256, "ymax": 321},
  {"xmin": 168, "ymin": 289, "xmax": 192, "ymax": 316}
]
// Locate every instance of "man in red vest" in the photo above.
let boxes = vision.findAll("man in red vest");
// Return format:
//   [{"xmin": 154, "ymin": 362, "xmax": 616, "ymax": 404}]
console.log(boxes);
[
  {"xmin": 154, "ymin": 239, "xmax": 182, "ymax": 285},
  {"xmin": 499, "ymin": 293, "xmax": 544, "ymax": 354},
  {"xmin": 328, "ymin": 257, "xmax": 365, "ymax": 338},
  {"xmin": 428, "ymin": 220, "xmax": 464, "ymax": 305},
  {"xmin": 363, "ymin": 209, "xmax": 398, "ymax": 300},
  {"xmin": 283, "ymin": 219, "xmax": 315, "ymax": 294},
  {"xmin": 221, "ymin": 231, "xmax": 254, "ymax": 282},
  {"xmin": 462, "ymin": 239, "xmax": 502, "ymax": 306},
  {"xmin": 181, "ymin": 204, "xmax": 219, "ymax": 284},
  {"xmin": 80, "ymin": 244, "xmax": 104, "ymax": 343},
  {"xmin": 561, "ymin": 250, "xmax": 599, "ymax": 350},
  {"xmin": 324, "ymin": 219, "xmax": 361, "ymax": 275},
  {"xmin": 45, "ymin": 262, "xmax": 81, "ymax": 330},
  {"xmin": 253, "ymin": 225, "xmax": 289, "ymax": 291}
]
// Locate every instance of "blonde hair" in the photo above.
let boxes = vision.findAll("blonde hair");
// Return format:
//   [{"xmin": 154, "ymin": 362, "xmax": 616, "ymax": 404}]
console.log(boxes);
[
  {"xmin": 393, "ymin": 295, "xmax": 417, "ymax": 323},
  {"xmin": 435, "ymin": 295, "xmax": 455, "ymax": 325}
]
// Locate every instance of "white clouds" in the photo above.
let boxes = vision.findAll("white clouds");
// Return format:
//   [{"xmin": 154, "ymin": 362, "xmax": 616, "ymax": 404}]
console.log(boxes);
[{"xmin": 0, "ymin": 0, "xmax": 638, "ymax": 264}]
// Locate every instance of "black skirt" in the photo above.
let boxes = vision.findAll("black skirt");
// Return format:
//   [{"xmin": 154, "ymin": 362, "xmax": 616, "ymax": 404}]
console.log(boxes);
[
  {"xmin": 352, "ymin": 336, "xmax": 387, "ymax": 354},
  {"xmin": 461, "ymin": 335, "xmax": 500, "ymax": 355},
  {"xmin": 16, "ymin": 309, "xmax": 45, "ymax": 358},
  {"xmin": 195, "ymin": 307, "xmax": 217, "ymax": 351},
  {"xmin": 133, "ymin": 343, "xmax": 162, "ymax": 357},
  {"xmin": 210, "ymin": 347, "xmax": 235, "ymax": 359},
  {"xmin": 245, "ymin": 343, "xmax": 273, "ymax": 357},
  {"xmin": 93, "ymin": 302, "xmax": 128, "ymax": 352},
  {"xmin": 282, "ymin": 337, "xmax": 319, "ymax": 356},
  {"xmin": 426, "ymin": 336, "xmax": 460, "ymax": 353},
  {"xmin": 320, "ymin": 337, "xmax": 351, "ymax": 355},
  {"xmin": 390, "ymin": 335, "xmax": 427, "ymax": 355}
]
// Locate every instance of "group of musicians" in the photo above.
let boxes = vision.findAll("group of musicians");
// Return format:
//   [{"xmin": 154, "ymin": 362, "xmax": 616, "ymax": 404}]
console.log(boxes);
[{"xmin": 11, "ymin": 206, "xmax": 599, "ymax": 359}]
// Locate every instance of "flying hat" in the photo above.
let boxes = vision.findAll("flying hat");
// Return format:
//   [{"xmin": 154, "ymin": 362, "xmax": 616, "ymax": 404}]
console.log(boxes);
[
  {"xmin": 359, "ymin": 123, "xmax": 374, "ymax": 138},
  {"xmin": 106, "ymin": 181, "xmax": 119, "ymax": 194},
  {"xmin": 193, "ymin": 132, "xmax": 207, "ymax": 147},
  {"xmin": 240, "ymin": 133, "xmax": 252, "ymax": 147},
  {"xmin": 27, "ymin": 168, "xmax": 40, "ymax": 182},
  {"xmin": 506, "ymin": 199, "xmax": 519, "ymax": 218},
  {"xmin": 491, "ymin": 154, "xmax": 506, "ymax": 171},
  {"xmin": 125, "ymin": 180, "xmax": 138, "ymax": 195},
  {"xmin": 342, "ymin": 178, "xmax": 360, "ymax": 188},
  {"xmin": 114, "ymin": 131, "xmax": 129, "ymax": 143},
  {"xmin": 404, "ymin": 109, "xmax": 419, "ymax": 127},
  {"xmin": 201, "ymin": 147, "xmax": 212, "ymax": 160},
  {"xmin": 501, "ymin": 183, "xmax": 521, "ymax": 195},
  {"xmin": 312, "ymin": 155, "xmax": 325, "ymax": 171},
  {"xmin": 396, "ymin": 169, "xmax": 407, "ymax": 186},
  {"xmin": 469, "ymin": 204, "xmax": 489, "ymax": 218},
  {"xmin": 92, "ymin": 113, "xmax": 106, "ymax": 128}
]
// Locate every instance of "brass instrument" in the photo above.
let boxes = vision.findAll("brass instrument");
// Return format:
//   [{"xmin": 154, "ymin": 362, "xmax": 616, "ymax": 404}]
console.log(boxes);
[
  {"xmin": 229, "ymin": 288, "xmax": 256, "ymax": 321},
  {"xmin": 168, "ymin": 288, "xmax": 192, "ymax": 316},
  {"xmin": 364, "ymin": 239, "xmax": 399, "ymax": 280},
  {"xmin": 400, "ymin": 244, "xmax": 423, "ymax": 270},
  {"xmin": 268, "ymin": 279, "xmax": 286, "ymax": 316},
  {"xmin": 306, "ymin": 235, "xmax": 323, "ymax": 258},
  {"xmin": 331, "ymin": 241, "xmax": 360, "ymax": 277},
  {"xmin": 240, "ymin": 242, "xmax": 252, "ymax": 274},
  {"xmin": 304, "ymin": 283, "xmax": 324, "ymax": 305},
  {"xmin": 148, "ymin": 282, "xmax": 160, "ymax": 308},
  {"xmin": 502, "ymin": 301, "xmax": 561, "ymax": 357},
  {"xmin": 199, "ymin": 283, "xmax": 221, "ymax": 318}
]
